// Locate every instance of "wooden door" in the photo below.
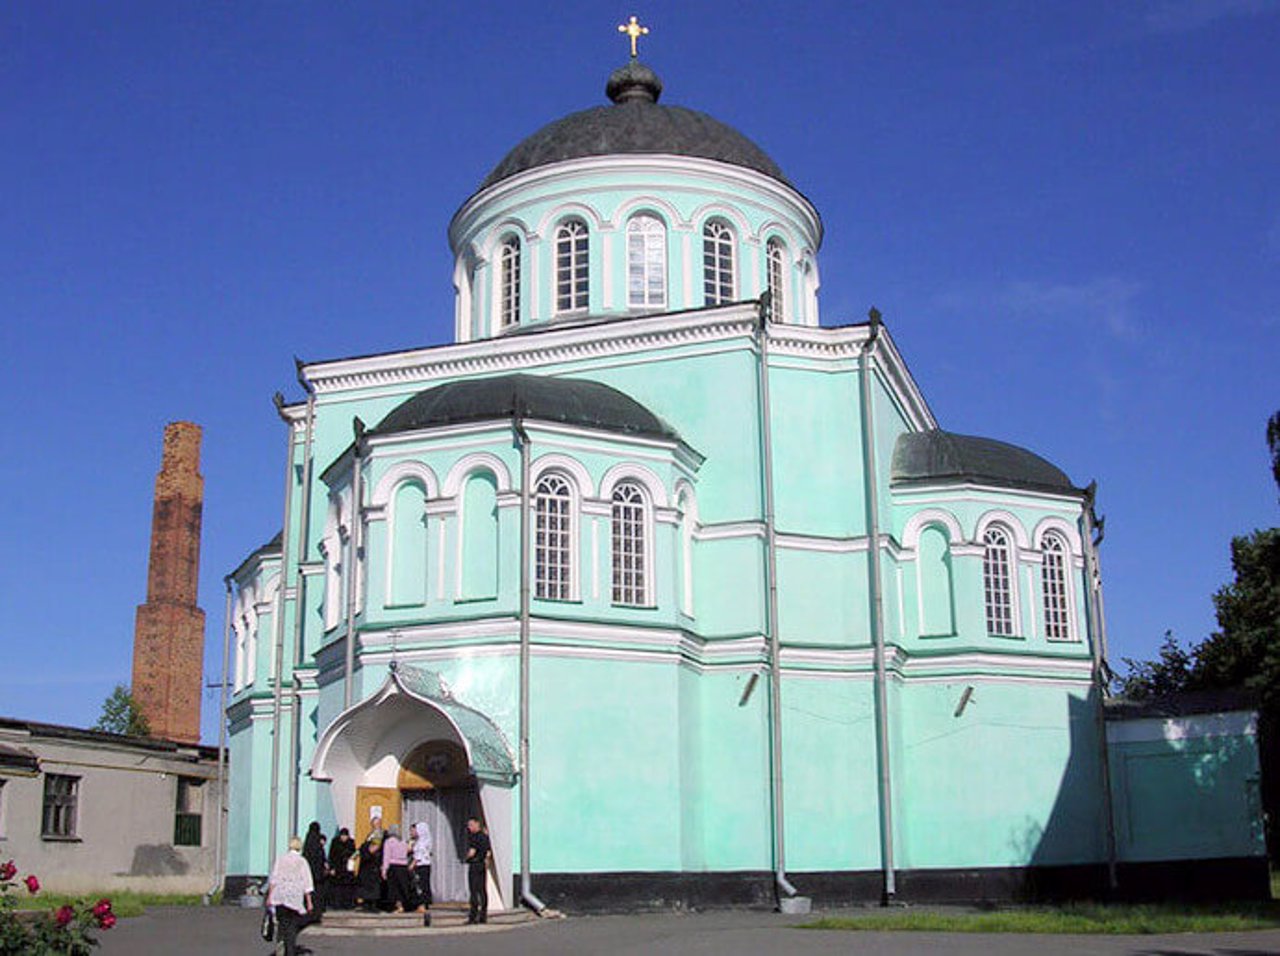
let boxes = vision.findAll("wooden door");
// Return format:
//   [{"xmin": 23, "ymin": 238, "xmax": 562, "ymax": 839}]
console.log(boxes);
[{"xmin": 354, "ymin": 786, "xmax": 401, "ymax": 846}]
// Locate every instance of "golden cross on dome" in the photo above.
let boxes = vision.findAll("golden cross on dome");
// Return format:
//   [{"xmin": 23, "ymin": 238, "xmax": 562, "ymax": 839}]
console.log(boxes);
[{"xmin": 618, "ymin": 15, "xmax": 650, "ymax": 58}]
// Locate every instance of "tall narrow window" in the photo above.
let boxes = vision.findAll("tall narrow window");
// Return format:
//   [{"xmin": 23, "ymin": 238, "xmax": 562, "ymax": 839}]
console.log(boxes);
[
  {"xmin": 42, "ymin": 774, "xmax": 79, "ymax": 839},
  {"xmin": 174, "ymin": 777, "xmax": 203, "ymax": 847},
  {"xmin": 703, "ymin": 220, "xmax": 735, "ymax": 305},
  {"xmin": 982, "ymin": 527, "xmax": 1015, "ymax": 636},
  {"xmin": 499, "ymin": 235, "xmax": 521, "ymax": 329},
  {"xmin": 555, "ymin": 219, "xmax": 589, "ymax": 313},
  {"xmin": 766, "ymin": 238, "xmax": 786, "ymax": 322},
  {"xmin": 627, "ymin": 215, "xmax": 666, "ymax": 309},
  {"xmin": 611, "ymin": 482, "xmax": 649, "ymax": 606},
  {"xmin": 534, "ymin": 474, "xmax": 573, "ymax": 600},
  {"xmin": 1042, "ymin": 533, "xmax": 1072, "ymax": 640}
]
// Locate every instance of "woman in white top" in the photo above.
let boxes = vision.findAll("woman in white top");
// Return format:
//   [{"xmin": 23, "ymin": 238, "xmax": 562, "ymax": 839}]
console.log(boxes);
[
  {"xmin": 267, "ymin": 836, "xmax": 314, "ymax": 956},
  {"xmin": 409, "ymin": 822, "xmax": 433, "ymax": 911}
]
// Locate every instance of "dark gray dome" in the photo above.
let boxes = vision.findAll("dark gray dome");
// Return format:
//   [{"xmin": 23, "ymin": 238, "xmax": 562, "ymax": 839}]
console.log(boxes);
[
  {"xmin": 892, "ymin": 430, "xmax": 1079, "ymax": 495},
  {"xmin": 479, "ymin": 61, "xmax": 787, "ymax": 190},
  {"xmin": 370, "ymin": 373, "xmax": 679, "ymax": 442}
]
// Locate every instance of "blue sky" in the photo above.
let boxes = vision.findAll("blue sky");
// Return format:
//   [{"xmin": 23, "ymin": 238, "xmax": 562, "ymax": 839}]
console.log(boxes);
[{"xmin": 1, "ymin": 2, "xmax": 1276, "ymax": 743}]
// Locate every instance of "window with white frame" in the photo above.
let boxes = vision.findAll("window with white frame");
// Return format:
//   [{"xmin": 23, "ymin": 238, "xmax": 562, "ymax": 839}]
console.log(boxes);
[
  {"xmin": 611, "ymin": 482, "xmax": 650, "ymax": 606},
  {"xmin": 702, "ymin": 220, "xmax": 735, "ymax": 305},
  {"xmin": 982, "ymin": 526, "xmax": 1015, "ymax": 636},
  {"xmin": 498, "ymin": 235, "xmax": 521, "ymax": 329},
  {"xmin": 534, "ymin": 474, "xmax": 574, "ymax": 600},
  {"xmin": 627, "ymin": 214, "xmax": 666, "ymax": 309},
  {"xmin": 555, "ymin": 219, "xmax": 589, "ymax": 313},
  {"xmin": 766, "ymin": 237, "xmax": 786, "ymax": 322},
  {"xmin": 42, "ymin": 774, "xmax": 78, "ymax": 839},
  {"xmin": 1042, "ymin": 533, "xmax": 1072, "ymax": 640}
]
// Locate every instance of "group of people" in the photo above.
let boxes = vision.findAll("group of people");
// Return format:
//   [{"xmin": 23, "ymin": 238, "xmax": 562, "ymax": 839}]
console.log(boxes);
[{"xmin": 265, "ymin": 815, "xmax": 492, "ymax": 954}]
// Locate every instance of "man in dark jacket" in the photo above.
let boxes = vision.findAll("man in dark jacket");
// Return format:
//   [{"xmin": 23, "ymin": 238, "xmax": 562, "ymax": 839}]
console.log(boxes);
[{"xmin": 464, "ymin": 817, "xmax": 490, "ymax": 924}]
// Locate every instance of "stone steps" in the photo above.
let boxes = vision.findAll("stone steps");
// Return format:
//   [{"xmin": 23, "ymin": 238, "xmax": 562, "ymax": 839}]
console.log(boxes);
[{"xmin": 306, "ymin": 906, "xmax": 546, "ymax": 937}]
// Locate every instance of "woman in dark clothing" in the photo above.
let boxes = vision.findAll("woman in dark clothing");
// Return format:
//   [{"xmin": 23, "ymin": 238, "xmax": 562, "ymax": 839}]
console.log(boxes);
[
  {"xmin": 326, "ymin": 828, "xmax": 357, "ymax": 910},
  {"xmin": 356, "ymin": 833, "xmax": 384, "ymax": 911},
  {"xmin": 301, "ymin": 821, "xmax": 328, "ymax": 919}
]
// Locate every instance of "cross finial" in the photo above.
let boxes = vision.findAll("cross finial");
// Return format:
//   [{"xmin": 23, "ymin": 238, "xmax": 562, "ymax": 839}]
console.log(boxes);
[{"xmin": 618, "ymin": 15, "xmax": 650, "ymax": 58}]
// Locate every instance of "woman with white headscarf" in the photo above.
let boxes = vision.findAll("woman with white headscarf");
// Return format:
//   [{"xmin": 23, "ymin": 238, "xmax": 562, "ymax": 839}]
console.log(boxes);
[{"xmin": 410, "ymin": 822, "xmax": 433, "ymax": 912}]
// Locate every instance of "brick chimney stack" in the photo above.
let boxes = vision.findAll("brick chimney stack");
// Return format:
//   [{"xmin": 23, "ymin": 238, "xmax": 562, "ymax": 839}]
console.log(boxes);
[{"xmin": 131, "ymin": 422, "xmax": 206, "ymax": 744}]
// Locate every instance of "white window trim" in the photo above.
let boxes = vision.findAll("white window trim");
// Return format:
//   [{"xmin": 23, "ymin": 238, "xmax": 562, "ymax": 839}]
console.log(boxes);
[
  {"xmin": 495, "ymin": 234, "xmax": 522, "ymax": 332},
  {"xmin": 533, "ymin": 471, "xmax": 580, "ymax": 601},
  {"xmin": 553, "ymin": 219, "xmax": 590, "ymax": 316},
  {"xmin": 626, "ymin": 213, "xmax": 667, "ymax": 310},
  {"xmin": 1039, "ymin": 532, "xmax": 1078, "ymax": 642},
  {"xmin": 981, "ymin": 525, "xmax": 1021, "ymax": 637},
  {"xmin": 610, "ymin": 481, "xmax": 655, "ymax": 607},
  {"xmin": 702, "ymin": 219, "xmax": 737, "ymax": 306},
  {"xmin": 765, "ymin": 236, "xmax": 787, "ymax": 323}
]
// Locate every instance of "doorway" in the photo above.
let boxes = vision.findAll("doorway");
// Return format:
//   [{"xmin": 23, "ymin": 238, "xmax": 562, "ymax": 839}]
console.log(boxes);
[{"xmin": 401, "ymin": 786, "xmax": 479, "ymax": 903}]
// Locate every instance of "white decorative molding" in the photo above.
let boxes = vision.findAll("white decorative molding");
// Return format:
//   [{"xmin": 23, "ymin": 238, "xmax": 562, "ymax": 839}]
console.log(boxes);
[
  {"xmin": 369, "ymin": 460, "xmax": 441, "ymax": 508},
  {"xmin": 599, "ymin": 461, "xmax": 669, "ymax": 508},
  {"xmin": 973, "ymin": 510, "xmax": 1032, "ymax": 550},
  {"xmin": 900, "ymin": 509, "xmax": 965, "ymax": 551},
  {"xmin": 441, "ymin": 452, "xmax": 514, "ymax": 498},
  {"xmin": 529, "ymin": 452, "xmax": 595, "ymax": 497}
]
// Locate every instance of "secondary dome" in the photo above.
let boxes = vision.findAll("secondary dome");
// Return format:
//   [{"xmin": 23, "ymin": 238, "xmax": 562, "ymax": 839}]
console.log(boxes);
[
  {"xmin": 891, "ymin": 430, "xmax": 1079, "ymax": 495},
  {"xmin": 369, "ymin": 373, "xmax": 680, "ymax": 442},
  {"xmin": 479, "ymin": 60, "xmax": 788, "ymax": 191}
]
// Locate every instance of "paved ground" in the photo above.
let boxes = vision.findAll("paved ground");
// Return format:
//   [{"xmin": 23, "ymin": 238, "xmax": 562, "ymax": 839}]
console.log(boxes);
[{"xmin": 97, "ymin": 905, "xmax": 1280, "ymax": 956}]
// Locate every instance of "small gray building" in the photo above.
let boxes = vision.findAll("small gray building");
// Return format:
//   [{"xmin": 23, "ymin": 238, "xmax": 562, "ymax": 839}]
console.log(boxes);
[{"xmin": 0, "ymin": 717, "xmax": 225, "ymax": 895}]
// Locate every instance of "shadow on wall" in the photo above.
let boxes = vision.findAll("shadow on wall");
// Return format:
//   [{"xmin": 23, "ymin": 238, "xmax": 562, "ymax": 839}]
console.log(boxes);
[
  {"xmin": 125, "ymin": 845, "xmax": 192, "ymax": 877},
  {"xmin": 1024, "ymin": 692, "xmax": 1266, "ymax": 901}
]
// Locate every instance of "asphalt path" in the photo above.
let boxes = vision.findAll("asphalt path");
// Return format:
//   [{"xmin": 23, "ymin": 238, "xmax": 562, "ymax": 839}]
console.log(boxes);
[{"xmin": 98, "ymin": 905, "xmax": 1280, "ymax": 955}]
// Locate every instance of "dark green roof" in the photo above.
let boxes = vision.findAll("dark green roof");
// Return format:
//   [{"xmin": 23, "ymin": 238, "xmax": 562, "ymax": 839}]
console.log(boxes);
[
  {"xmin": 369, "ymin": 373, "xmax": 680, "ymax": 442},
  {"xmin": 480, "ymin": 61, "xmax": 787, "ymax": 190},
  {"xmin": 892, "ymin": 429, "xmax": 1079, "ymax": 495}
]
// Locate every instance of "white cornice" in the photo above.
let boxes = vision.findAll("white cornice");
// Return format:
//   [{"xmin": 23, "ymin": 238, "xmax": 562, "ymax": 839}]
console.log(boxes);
[{"xmin": 449, "ymin": 154, "xmax": 823, "ymax": 251}]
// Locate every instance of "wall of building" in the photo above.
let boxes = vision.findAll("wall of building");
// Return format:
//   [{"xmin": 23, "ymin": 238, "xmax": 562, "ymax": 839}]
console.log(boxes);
[{"xmin": 0, "ymin": 727, "xmax": 223, "ymax": 895}]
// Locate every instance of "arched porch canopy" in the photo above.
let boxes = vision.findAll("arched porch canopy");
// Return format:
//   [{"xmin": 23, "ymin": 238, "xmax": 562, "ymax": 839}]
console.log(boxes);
[{"xmin": 311, "ymin": 663, "xmax": 516, "ymax": 789}]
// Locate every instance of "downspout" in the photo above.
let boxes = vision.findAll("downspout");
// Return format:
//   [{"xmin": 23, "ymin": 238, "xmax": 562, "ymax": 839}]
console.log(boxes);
[
  {"xmin": 755, "ymin": 293, "xmax": 799, "ymax": 903},
  {"xmin": 267, "ymin": 393, "xmax": 297, "ymax": 869},
  {"xmin": 205, "ymin": 576, "xmax": 233, "ymax": 904},
  {"xmin": 1081, "ymin": 485, "xmax": 1119, "ymax": 892},
  {"xmin": 859, "ymin": 308, "xmax": 896, "ymax": 904},
  {"xmin": 342, "ymin": 418, "xmax": 366, "ymax": 710},
  {"xmin": 286, "ymin": 372, "xmax": 316, "ymax": 837},
  {"xmin": 513, "ymin": 414, "xmax": 548, "ymax": 915}
]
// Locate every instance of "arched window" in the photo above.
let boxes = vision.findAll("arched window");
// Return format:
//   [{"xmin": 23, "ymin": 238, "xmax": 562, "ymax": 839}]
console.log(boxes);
[
  {"xmin": 1042, "ymin": 533, "xmax": 1072, "ymax": 640},
  {"xmin": 498, "ymin": 235, "xmax": 521, "ymax": 329},
  {"xmin": 703, "ymin": 220, "xmax": 736, "ymax": 305},
  {"xmin": 534, "ymin": 474, "xmax": 574, "ymax": 600},
  {"xmin": 627, "ymin": 214, "xmax": 666, "ymax": 309},
  {"xmin": 982, "ymin": 526, "xmax": 1015, "ymax": 636},
  {"xmin": 611, "ymin": 481, "xmax": 650, "ymax": 606},
  {"xmin": 766, "ymin": 237, "xmax": 786, "ymax": 322},
  {"xmin": 555, "ymin": 219, "xmax": 589, "ymax": 314}
]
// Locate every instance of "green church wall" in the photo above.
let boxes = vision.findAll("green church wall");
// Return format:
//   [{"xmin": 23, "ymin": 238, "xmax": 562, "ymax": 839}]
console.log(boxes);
[
  {"xmin": 697, "ymin": 669, "xmax": 772, "ymax": 870},
  {"xmin": 895, "ymin": 680, "xmax": 1105, "ymax": 870}
]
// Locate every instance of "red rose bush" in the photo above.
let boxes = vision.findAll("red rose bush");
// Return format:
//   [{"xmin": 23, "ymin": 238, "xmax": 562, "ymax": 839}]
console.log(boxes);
[{"xmin": 0, "ymin": 859, "xmax": 114, "ymax": 955}]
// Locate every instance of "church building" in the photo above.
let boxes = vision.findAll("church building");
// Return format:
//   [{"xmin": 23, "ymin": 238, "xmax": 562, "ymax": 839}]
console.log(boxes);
[{"xmin": 224, "ymin": 30, "xmax": 1266, "ymax": 910}]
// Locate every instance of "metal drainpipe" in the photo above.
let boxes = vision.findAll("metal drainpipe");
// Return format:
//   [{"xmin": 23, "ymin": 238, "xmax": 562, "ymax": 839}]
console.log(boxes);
[
  {"xmin": 1081, "ymin": 491, "xmax": 1119, "ymax": 892},
  {"xmin": 267, "ymin": 394, "xmax": 298, "ymax": 870},
  {"xmin": 342, "ymin": 418, "xmax": 365, "ymax": 710},
  {"xmin": 755, "ymin": 294, "xmax": 798, "ymax": 902},
  {"xmin": 205, "ymin": 577, "xmax": 233, "ymax": 904},
  {"xmin": 859, "ymin": 310, "xmax": 896, "ymax": 904},
  {"xmin": 286, "ymin": 382, "xmax": 316, "ymax": 837},
  {"xmin": 513, "ymin": 416, "xmax": 548, "ymax": 914}
]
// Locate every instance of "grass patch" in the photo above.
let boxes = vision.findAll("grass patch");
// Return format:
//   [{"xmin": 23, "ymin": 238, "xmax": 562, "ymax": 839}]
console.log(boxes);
[
  {"xmin": 801, "ymin": 902, "xmax": 1280, "ymax": 935},
  {"xmin": 16, "ymin": 892, "xmax": 205, "ymax": 919}
]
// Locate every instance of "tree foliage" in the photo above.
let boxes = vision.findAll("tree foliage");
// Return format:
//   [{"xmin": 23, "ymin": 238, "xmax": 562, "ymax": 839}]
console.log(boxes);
[
  {"xmin": 93, "ymin": 684, "xmax": 150, "ymax": 737},
  {"xmin": 1117, "ymin": 631, "xmax": 1193, "ymax": 701}
]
